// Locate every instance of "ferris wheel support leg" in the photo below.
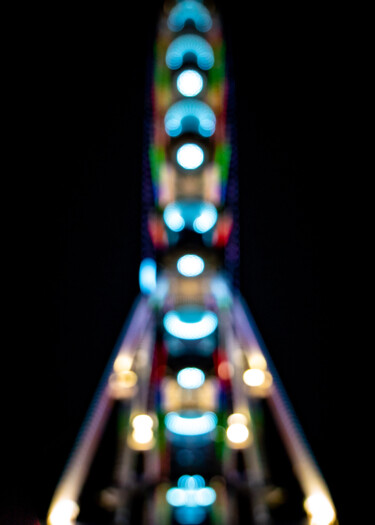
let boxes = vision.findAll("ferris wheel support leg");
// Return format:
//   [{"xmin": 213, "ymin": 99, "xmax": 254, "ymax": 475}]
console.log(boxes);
[{"xmin": 47, "ymin": 296, "xmax": 153, "ymax": 525}]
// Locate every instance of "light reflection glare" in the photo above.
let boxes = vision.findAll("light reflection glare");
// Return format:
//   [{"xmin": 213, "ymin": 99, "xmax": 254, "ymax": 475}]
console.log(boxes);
[
  {"xmin": 243, "ymin": 368, "xmax": 266, "ymax": 387},
  {"xmin": 176, "ymin": 143, "xmax": 204, "ymax": 170},
  {"xmin": 177, "ymin": 367, "xmax": 205, "ymax": 389},
  {"xmin": 163, "ymin": 310, "xmax": 218, "ymax": 340},
  {"xmin": 177, "ymin": 70, "xmax": 204, "ymax": 97},
  {"xmin": 48, "ymin": 499, "xmax": 80, "ymax": 525},
  {"xmin": 177, "ymin": 254, "xmax": 205, "ymax": 277},
  {"xmin": 304, "ymin": 493, "xmax": 336, "ymax": 525},
  {"xmin": 165, "ymin": 411, "xmax": 217, "ymax": 436}
]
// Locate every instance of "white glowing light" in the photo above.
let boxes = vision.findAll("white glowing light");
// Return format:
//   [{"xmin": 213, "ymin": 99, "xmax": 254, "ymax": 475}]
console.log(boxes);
[
  {"xmin": 177, "ymin": 367, "xmax": 205, "ymax": 389},
  {"xmin": 176, "ymin": 143, "xmax": 204, "ymax": 170},
  {"xmin": 165, "ymin": 411, "xmax": 217, "ymax": 436},
  {"xmin": 139, "ymin": 258, "xmax": 157, "ymax": 294},
  {"xmin": 166, "ymin": 475, "xmax": 216, "ymax": 509},
  {"xmin": 304, "ymin": 493, "xmax": 336, "ymax": 525},
  {"xmin": 243, "ymin": 368, "xmax": 266, "ymax": 387},
  {"xmin": 193, "ymin": 204, "xmax": 218, "ymax": 233},
  {"xmin": 132, "ymin": 414, "xmax": 154, "ymax": 429},
  {"xmin": 227, "ymin": 413, "xmax": 248, "ymax": 426},
  {"xmin": 177, "ymin": 69, "xmax": 204, "ymax": 97},
  {"xmin": 227, "ymin": 423, "xmax": 250, "ymax": 445},
  {"xmin": 177, "ymin": 254, "xmax": 205, "ymax": 277},
  {"xmin": 164, "ymin": 204, "xmax": 185, "ymax": 232},
  {"xmin": 48, "ymin": 499, "xmax": 80, "ymax": 525},
  {"xmin": 163, "ymin": 310, "xmax": 218, "ymax": 340},
  {"xmin": 132, "ymin": 427, "xmax": 153, "ymax": 445}
]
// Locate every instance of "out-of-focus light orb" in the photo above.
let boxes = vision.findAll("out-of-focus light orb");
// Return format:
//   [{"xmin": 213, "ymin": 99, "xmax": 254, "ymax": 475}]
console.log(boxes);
[
  {"xmin": 177, "ymin": 69, "xmax": 204, "ymax": 97},
  {"xmin": 166, "ymin": 487, "xmax": 187, "ymax": 507},
  {"xmin": 177, "ymin": 367, "xmax": 205, "ymax": 389},
  {"xmin": 304, "ymin": 493, "xmax": 336, "ymax": 525},
  {"xmin": 193, "ymin": 204, "xmax": 218, "ymax": 233},
  {"xmin": 165, "ymin": 411, "xmax": 217, "ymax": 436},
  {"xmin": 164, "ymin": 203, "xmax": 185, "ymax": 232},
  {"xmin": 195, "ymin": 487, "xmax": 216, "ymax": 506},
  {"xmin": 108, "ymin": 370, "xmax": 137, "ymax": 399},
  {"xmin": 113, "ymin": 353, "xmax": 133, "ymax": 373},
  {"xmin": 177, "ymin": 254, "xmax": 205, "ymax": 277},
  {"xmin": 165, "ymin": 100, "xmax": 215, "ymax": 137},
  {"xmin": 48, "ymin": 499, "xmax": 80, "ymax": 525},
  {"xmin": 166, "ymin": 34, "xmax": 214, "ymax": 70},
  {"xmin": 218, "ymin": 361, "xmax": 234, "ymax": 380},
  {"xmin": 178, "ymin": 475, "xmax": 205, "ymax": 490},
  {"xmin": 168, "ymin": 1, "xmax": 212, "ymax": 33},
  {"xmin": 132, "ymin": 427, "xmax": 153, "ymax": 445},
  {"xmin": 243, "ymin": 368, "xmax": 266, "ymax": 387},
  {"xmin": 139, "ymin": 258, "xmax": 157, "ymax": 294},
  {"xmin": 176, "ymin": 143, "xmax": 204, "ymax": 170},
  {"xmin": 163, "ymin": 309, "xmax": 218, "ymax": 340},
  {"xmin": 227, "ymin": 413, "xmax": 248, "ymax": 426},
  {"xmin": 248, "ymin": 352, "xmax": 267, "ymax": 370},
  {"xmin": 132, "ymin": 414, "xmax": 154, "ymax": 429},
  {"xmin": 227, "ymin": 423, "xmax": 249, "ymax": 445}
]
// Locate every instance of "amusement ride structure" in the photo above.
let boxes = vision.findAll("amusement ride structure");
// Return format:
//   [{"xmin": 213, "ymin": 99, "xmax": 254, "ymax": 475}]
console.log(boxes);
[{"xmin": 46, "ymin": 2, "xmax": 338, "ymax": 524}]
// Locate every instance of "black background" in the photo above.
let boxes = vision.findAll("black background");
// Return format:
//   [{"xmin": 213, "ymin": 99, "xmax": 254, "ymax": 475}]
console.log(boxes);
[{"xmin": 3, "ymin": 1, "xmax": 351, "ymax": 523}]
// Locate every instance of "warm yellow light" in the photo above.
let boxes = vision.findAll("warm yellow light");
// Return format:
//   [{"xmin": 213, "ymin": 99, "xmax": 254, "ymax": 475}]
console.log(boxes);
[
  {"xmin": 226, "ymin": 423, "xmax": 250, "ymax": 445},
  {"xmin": 108, "ymin": 370, "xmax": 137, "ymax": 399},
  {"xmin": 48, "ymin": 499, "xmax": 80, "ymax": 525},
  {"xmin": 227, "ymin": 413, "xmax": 248, "ymax": 426},
  {"xmin": 304, "ymin": 493, "xmax": 336, "ymax": 525},
  {"xmin": 113, "ymin": 354, "xmax": 133, "ymax": 373},
  {"xmin": 243, "ymin": 368, "xmax": 266, "ymax": 387},
  {"xmin": 132, "ymin": 427, "xmax": 154, "ymax": 445},
  {"xmin": 132, "ymin": 414, "xmax": 154, "ymax": 430},
  {"xmin": 248, "ymin": 353, "xmax": 267, "ymax": 370}
]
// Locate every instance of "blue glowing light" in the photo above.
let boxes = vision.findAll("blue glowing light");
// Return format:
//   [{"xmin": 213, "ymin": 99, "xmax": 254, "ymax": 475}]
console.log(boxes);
[
  {"xmin": 168, "ymin": 1, "xmax": 212, "ymax": 33},
  {"xmin": 165, "ymin": 411, "xmax": 217, "ymax": 436},
  {"xmin": 175, "ymin": 507, "xmax": 206, "ymax": 524},
  {"xmin": 139, "ymin": 258, "xmax": 157, "ymax": 294},
  {"xmin": 163, "ymin": 203, "xmax": 185, "ymax": 232},
  {"xmin": 165, "ymin": 100, "xmax": 216, "ymax": 138},
  {"xmin": 177, "ymin": 367, "xmax": 205, "ymax": 389},
  {"xmin": 193, "ymin": 204, "xmax": 218, "ymax": 233},
  {"xmin": 176, "ymin": 143, "xmax": 204, "ymax": 170},
  {"xmin": 163, "ymin": 309, "xmax": 218, "ymax": 340},
  {"xmin": 166, "ymin": 35, "xmax": 214, "ymax": 70},
  {"xmin": 177, "ymin": 254, "xmax": 205, "ymax": 277},
  {"xmin": 163, "ymin": 201, "xmax": 218, "ymax": 235},
  {"xmin": 176, "ymin": 69, "xmax": 204, "ymax": 97}
]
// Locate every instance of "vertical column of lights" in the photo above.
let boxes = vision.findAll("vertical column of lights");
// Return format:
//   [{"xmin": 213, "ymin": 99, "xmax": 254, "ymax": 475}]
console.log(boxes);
[{"xmin": 157, "ymin": 2, "xmax": 226, "ymax": 525}]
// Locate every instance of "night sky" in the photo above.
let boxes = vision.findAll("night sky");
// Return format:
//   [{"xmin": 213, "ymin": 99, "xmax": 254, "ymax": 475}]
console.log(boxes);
[{"xmin": 3, "ymin": 2, "xmax": 349, "ymax": 523}]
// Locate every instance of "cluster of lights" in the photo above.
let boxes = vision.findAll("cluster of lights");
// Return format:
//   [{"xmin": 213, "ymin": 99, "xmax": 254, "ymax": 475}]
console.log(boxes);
[
  {"xmin": 163, "ymin": 201, "xmax": 218, "ymax": 234},
  {"xmin": 128, "ymin": 413, "xmax": 155, "ymax": 450},
  {"xmin": 226, "ymin": 413, "xmax": 252, "ymax": 449},
  {"xmin": 242, "ymin": 352, "xmax": 273, "ymax": 395}
]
